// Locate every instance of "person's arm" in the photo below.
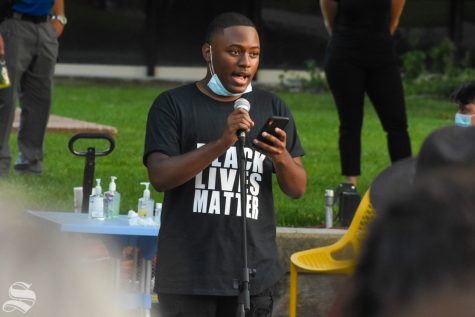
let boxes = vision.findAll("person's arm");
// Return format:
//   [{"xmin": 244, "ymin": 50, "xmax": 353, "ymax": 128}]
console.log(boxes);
[
  {"xmin": 320, "ymin": 0, "xmax": 339, "ymax": 35},
  {"xmin": 146, "ymin": 108, "xmax": 254, "ymax": 192},
  {"xmin": 275, "ymin": 155, "xmax": 307, "ymax": 199},
  {"xmin": 0, "ymin": 34, "xmax": 4, "ymax": 56},
  {"xmin": 51, "ymin": 0, "xmax": 65, "ymax": 38},
  {"xmin": 253, "ymin": 128, "xmax": 307, "ymax": 198},
  {"xmin": 390, "ymin": 0, "xmax": 405, "ymax": 35}
]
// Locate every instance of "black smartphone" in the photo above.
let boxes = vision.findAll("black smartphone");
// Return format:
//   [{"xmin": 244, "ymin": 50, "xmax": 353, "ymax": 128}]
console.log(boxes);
[{"xmin": 254, "ymin": 116, "xmax": 289, "ymax": 150}]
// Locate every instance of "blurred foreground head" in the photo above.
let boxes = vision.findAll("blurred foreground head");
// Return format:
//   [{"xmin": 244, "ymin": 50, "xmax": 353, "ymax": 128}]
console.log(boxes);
[
  {"xmin": 0, "ymin": 189, "xmax": 125, "ymax": 317},
  {"xmin": 345, "ymin": 169, "xmax": 475, "ymax": 317},
  {"xmin": 370, "ymin": 125, "xmax": 475, "ymax": 213}
]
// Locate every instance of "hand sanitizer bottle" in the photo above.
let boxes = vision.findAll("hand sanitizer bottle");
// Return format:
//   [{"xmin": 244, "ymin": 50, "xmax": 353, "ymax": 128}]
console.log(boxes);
[
  {"xmin": 88, "ymin": 187, "xmax": 96, "ymax": 218},
  {"xmin": 138, "ymin": 182, "xmax": 154, "ymax": 218},
  {"xmin": 89, "ymin": 179, "xmax": 105, "ymax": 220},
  {"xmin": 155, "ymin": 202, "xmax": 162, "ymax": 227},
  {"xmin": 105, "ymin": 176, "xmax": 121, "ymax": 219}
]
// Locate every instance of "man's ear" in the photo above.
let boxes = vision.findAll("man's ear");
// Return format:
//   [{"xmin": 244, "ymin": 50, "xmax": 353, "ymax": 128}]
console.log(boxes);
[{"xmin": 202, "ymin": 43, "xmax": 211, "ymax": 63}]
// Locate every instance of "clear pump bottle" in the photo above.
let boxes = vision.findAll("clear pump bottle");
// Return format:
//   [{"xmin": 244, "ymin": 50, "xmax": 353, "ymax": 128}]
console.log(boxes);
[
  {"xmin": 138, "ymin": 182, "xmax": 154, "ymax": 218},
  {"xmin": 105, "ymin": 176, "xmax": 121, "ymax": 219},
  {"xmin": 155, "ymin": 202, "xmax": 162, "ymax": 227},
  {"xmin": 89, "ymin": 179, "xmax": 105, "ymax": 220}
]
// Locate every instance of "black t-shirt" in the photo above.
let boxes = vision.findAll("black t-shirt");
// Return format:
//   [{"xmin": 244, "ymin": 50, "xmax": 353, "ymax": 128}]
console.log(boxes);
[
  {"xmin": 144, "ymin": 84, "xmax": 305, "ymax": 296},
  {"xmin": 328, "ymin": 0, "xmax": 395, "ymax": 61}
]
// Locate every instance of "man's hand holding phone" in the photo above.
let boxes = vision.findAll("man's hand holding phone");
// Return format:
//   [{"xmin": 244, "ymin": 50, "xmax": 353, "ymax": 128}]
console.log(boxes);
[{"xmin": 253, "ymin": 116, "xmax": 289, "ymax": 156}]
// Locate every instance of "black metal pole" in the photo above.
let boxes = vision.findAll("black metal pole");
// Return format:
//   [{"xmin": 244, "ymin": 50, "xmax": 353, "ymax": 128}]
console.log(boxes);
[
  {"xmin": 449, "ymin": 0, "xmax": 464, "ymax": 47},
  {"xmin": 144, "ymin": 0, "xmax": 159, "ymax": 77},
  {"xmin": 81, "ymin": 147, "xmax": 95, "ymax": 213},
  {"xmin": 236, "ymin": 135, "xmax": 250, "ymax": 317}
]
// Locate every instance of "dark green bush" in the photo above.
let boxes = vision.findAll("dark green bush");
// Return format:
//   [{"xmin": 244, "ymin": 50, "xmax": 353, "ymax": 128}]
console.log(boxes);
[
  {"xmin": 403, "ymin": 50, "xmax": 427, "ymax": 79},
  {"xmin": 404, "ymin": 68, "xmax": 475, "ymax": 97},
  {"xmin": 428, "ymin": 37, "xmax": 456, "ymax": 74},
  {"xmin": 402, "ymin": 37, "xmax": 474, "ymax": 97}
]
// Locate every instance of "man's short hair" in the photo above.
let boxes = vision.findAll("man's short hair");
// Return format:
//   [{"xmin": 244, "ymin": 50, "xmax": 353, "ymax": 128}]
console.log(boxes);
[
  {"xmin": 205, "ymin": 12, "xmax": 256, "ymax": 43},
  {"xmin": 451, "ymin": 81, "xmax": 475, "ymax": 111}
]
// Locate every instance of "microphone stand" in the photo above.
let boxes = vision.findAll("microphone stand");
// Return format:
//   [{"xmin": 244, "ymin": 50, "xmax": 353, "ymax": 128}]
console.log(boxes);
[{"xmin": 236, "ymin": 132, "xmax": 253, "ymax": 317}]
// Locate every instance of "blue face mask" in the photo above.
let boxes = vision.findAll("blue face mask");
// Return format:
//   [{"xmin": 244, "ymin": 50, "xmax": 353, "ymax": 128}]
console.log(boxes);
[
  {"xmin": 454, "ymin": 112, "xmax": 474, "ymax": 127},
  {"xmin": 207, "ymin": 45, "xmax": 252, "ymax": 97}
]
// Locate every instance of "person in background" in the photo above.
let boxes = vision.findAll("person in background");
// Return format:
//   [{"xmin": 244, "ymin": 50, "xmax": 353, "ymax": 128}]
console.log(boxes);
[
  {"xmin": 143, "ymin": 12, "xmax": 307, "ymax": 317},
  {"xmin": 452, "ymin": 81, "xmax": 475, "ymax": 127},
  {"xmin": 0, "ymin": 0, "xmax": 67, "ymax": 176},
  {"xmin": 320, "ymin": 0, "xmax": 411, "ymax": 186}
]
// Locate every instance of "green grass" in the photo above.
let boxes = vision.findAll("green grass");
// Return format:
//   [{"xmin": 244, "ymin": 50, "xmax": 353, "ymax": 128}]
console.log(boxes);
[{"xmin": 0, "ymin": 80, "xmax": 454, "ymax": 227}]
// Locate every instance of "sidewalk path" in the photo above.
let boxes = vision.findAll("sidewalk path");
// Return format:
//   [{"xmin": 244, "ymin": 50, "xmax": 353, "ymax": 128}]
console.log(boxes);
[{"xmin": 12, "ymin": 108, "xmax": 118, "ymax": 136}]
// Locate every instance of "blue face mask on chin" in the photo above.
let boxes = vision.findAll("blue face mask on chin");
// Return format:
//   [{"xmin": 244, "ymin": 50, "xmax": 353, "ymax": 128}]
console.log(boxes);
[
  {"xmin": 455, "ymin": 112, "xmax": 475, "ymax": 127},
  {"xmin": 206, "ymin": 45, "xmax": 252, "ymax": 97}
]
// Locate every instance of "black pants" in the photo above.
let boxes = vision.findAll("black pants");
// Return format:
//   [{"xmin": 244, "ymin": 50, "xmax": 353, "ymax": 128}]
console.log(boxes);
[
  {"xmin": 157, "ymin": 288, "xmax": 273, "ymax": 317},
  {"xmin": 324, "ymin": 57, "xmax": 412, "ymax": 176}
]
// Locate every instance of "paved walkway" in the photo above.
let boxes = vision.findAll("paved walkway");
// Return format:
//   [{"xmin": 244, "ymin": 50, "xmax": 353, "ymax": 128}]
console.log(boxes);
[{"xmin": 12, "ymin": 108, "xmax": 118, "ymax": 136}]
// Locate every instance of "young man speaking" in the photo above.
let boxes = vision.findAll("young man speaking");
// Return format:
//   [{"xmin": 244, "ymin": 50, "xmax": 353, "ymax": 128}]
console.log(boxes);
[{"xmin": 143, "ymin": 12, "xmax": 307, "ymax": 317}]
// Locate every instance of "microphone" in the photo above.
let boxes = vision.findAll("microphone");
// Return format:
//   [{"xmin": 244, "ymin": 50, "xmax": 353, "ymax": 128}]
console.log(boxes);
[{"xmin": 233, "ymin": 98, "xmax": 251, "ymax": 139}]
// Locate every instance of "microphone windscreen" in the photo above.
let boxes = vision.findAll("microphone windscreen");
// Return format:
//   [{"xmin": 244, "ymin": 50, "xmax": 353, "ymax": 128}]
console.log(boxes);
[{"xmin": 233, "ymin": 98, "xmax": 251, "ymax": 112}]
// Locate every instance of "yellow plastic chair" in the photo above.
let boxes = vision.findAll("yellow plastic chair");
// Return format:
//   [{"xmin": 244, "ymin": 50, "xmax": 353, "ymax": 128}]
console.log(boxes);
[{"xmin": 289, "ymin": 190, "xmax": 375, "ymax": 317}]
